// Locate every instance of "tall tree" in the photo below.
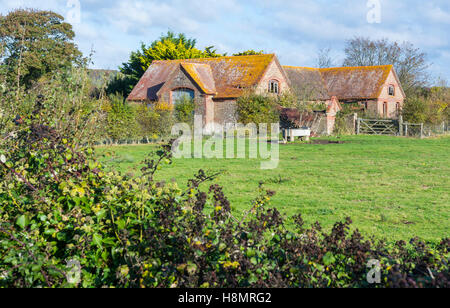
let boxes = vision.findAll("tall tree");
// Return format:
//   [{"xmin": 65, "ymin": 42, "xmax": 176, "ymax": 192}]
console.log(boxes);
[
  {"xmin": 0, "ymin": 9, "xmax": 85, "ymax": 88},
  {"xmin": 343, "ymin": 37, "xmax": 429, "ymax": 95},
  {"xmin": 112, "ymin": 31, "xmax": 223, "ymax": 97}
]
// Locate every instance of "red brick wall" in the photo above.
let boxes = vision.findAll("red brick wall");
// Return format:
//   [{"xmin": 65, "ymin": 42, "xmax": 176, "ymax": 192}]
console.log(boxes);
[
  {"xmin": 256, "ymin": 60, "xmax": 289, "ymax": 95},
  {"xmin": 376, "ymin": 70, "xmax": 405, "ymax": 118}
]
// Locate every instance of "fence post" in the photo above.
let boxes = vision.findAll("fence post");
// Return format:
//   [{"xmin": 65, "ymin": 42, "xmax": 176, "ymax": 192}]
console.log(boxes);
[
  {"xmin": 353, "ymin": 113, "xmax": 358, "ymax": 135},
  {"xmin": 405, "ymin": 123, "xmax": 408, "ymax": 137},
  {"xmin": 420, "ymin": 123, "xmax": 424, "ymax": 139},
  {"xmin": 356, "ymin": 118, "xmax": 361, "ymax": 135},
  {"xmin": 398, "ymin": 115, "xmax": 403, "ymax": 136}
]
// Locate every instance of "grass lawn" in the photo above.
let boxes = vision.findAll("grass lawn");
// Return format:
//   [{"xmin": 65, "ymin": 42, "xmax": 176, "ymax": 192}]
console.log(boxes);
[{"xmin": 95, "ymin": 135, "xmax": 450, "ymax": 242}]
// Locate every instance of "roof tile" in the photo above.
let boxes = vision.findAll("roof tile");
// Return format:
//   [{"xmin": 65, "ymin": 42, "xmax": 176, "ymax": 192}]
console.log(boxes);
[{"xmin": 128, "ymin": 54, "xmax": 275, "ymax": 100}]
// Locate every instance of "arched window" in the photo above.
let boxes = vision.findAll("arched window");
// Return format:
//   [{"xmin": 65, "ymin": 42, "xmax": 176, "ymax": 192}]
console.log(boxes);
[
  {"xmin": 268, "ymin": 80, "xmax": 279, "ymax": 94},
  {"xmin": 171, "ymin": 88, "xmax": 195, "ymax": 105},
  {"xmin": 388, "ymin": 85, "xmax": 395, "ymax": 96}
]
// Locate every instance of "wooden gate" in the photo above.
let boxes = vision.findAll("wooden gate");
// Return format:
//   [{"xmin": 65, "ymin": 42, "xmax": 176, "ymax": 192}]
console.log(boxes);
[{"xmin": 356, "ymin": 118, "xmax": 399, "ymax": 135}]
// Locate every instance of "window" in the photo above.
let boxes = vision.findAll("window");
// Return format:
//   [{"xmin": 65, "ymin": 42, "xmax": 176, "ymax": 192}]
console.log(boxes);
[
  {"xmin": 396, "ymin": 102, "xmax": 401, "ymax": 116},
  {"xmin": 383, "ymin": 102, "xmax": 388, "ymax": 118},
  {"xmin": 388, "ymin": 85, "xmax": 395, "ymax": 96},
  {"xmin": 171, "ymin": 88, "xmax": 195, "ymax": 105},
  {"xmin": 268, "ymin": 80, "xmax": 279, "ymax": 94}
]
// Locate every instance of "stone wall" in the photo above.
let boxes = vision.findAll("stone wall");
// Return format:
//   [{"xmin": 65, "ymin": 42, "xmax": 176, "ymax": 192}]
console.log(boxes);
[{"xmin": 213, "ymin": 99, "xmax": 237, "ymax": 125}]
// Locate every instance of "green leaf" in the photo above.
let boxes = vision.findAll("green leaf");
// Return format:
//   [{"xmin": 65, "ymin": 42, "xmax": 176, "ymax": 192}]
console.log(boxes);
[
  {"xmin": 92, "ymin": 233, "xmax": 103, "ymax": 248},
  {"xmin": 116, "ymin": 219, "xmax": 126, "ymax": 230},
  {"xmin": 95, "ymin": 209, "xmax": 107, "ymax": 221},
  {"xmin": 16, "ymin": 215, "xmax": 28, "ymax": 229},
  {"xmin": 323, "ymin": 252, "xmax": 336, "ymax": 266},
  {"xmin": 248, "ymin": 274, "xmax": 258, "ymax": 284}
]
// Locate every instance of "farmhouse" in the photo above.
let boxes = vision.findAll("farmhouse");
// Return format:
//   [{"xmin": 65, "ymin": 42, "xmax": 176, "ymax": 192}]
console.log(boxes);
[
  {"xmin": 127, "ymin": 54, "xmax": 289, "ymax": 129},
  {"xmin": 284, "ymin": 65, "xmax": 406, "ymax": 119},
  {"xmin": 127, "ymin": 54, "xmax": 405, "ymax": 134}
]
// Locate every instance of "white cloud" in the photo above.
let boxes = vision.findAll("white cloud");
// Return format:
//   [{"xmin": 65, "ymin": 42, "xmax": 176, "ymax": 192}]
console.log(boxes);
[{"xmin": 0, "ymin": 0, "xmax": 449, "ymax": 81}]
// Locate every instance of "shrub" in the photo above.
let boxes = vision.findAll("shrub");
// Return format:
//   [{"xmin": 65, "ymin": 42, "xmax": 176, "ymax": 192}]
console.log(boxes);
[
  {"xmin": 174, "ymin": 96, "xmax": 195, "ymax": 125},
  {"xmin": 236, "ymin": 93, "xmax": 279, "ymax": 126},
  {"xmin": 134, "ymin": 102, "xmax": 175, "ymax": 140},
  {"xmin": 402, "ymin": 95, "xmax": 427, "ymax": 124},
  {"xmin": 103, "ymin": 93, "xmax": 140, "ymax": 142},
  {"xmin": 0, "ymin": 67, "xmax": 104, "ymax": 146},
  {"xmin": 0, "ymin": 109, "xmax": 448, "ymax": 288},
  {"xmin": 403, "ymin": 87, "xmax": 450, "ymax": 125}
]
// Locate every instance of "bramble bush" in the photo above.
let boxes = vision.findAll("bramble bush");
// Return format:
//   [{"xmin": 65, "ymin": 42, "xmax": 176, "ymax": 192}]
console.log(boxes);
[{"xmin": 0, "ymin": 105, "xmax": 449, "ymax": 288}]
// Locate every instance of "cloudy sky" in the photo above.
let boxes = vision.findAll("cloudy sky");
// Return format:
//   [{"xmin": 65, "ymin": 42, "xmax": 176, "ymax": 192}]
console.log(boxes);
[{"xmin": 1, "ymin": 0, "xmax": 449, "ymax": 82}]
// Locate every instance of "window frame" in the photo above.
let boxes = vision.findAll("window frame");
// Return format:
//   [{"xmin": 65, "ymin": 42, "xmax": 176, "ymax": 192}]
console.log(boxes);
[
  {"xmin": 388, "ymin": 85, "xmax": 395, "ymax": 96},
  {"xmin": 268, "ymin": 80, "xmax": 280, "ymax": 94},
  {"xmin": 170, "ymin": 87, "xmax": 195, "ymax": 106}
]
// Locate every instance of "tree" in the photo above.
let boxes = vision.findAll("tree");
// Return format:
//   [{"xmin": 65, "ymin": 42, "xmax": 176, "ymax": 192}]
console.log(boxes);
[
  {"xmin": 111, "ymin": 31, "xmax": 223, "ymax": 97},
  {"xmin": 233, "ymin": 50, "xmax": 264, "ymax": 56},
  {"xmin": 0, "ymin": 9, "xmax": 85, "ymax": 88},
  {"xmin": 317, "ymin": 47, "xmax": 335, "ymax": 68},
  {"xmin": 342, "ymin": 37, "xmax": 429, "ymax": 96}
]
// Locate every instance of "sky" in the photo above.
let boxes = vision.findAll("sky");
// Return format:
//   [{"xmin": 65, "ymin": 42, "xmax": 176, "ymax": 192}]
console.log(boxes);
[{"xmin": 1, "ymin": 0, "xmax": 449, "ymax": 83}]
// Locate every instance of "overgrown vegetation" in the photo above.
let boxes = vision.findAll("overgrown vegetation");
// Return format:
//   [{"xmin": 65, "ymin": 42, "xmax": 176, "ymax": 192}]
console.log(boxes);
[
  {"xmin": 402, "ymin": 85, "xmax": 450, "ymax": 125},
  {"xmin": 0, "ymin": 112, "xmax": 448, "ymax": 288},
  {"xmin": 0, "ymin": 8, "xmax": 449, "ymax": 289},
  {"xmin": 236, "ymin": 93, "xmax": 279, "ymax": 127}
]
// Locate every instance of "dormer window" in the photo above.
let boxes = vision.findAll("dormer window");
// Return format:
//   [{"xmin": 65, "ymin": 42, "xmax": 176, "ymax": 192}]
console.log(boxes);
[
  {"xmin": 268, "ymin": 80, "xmax": 279, "ymax": 94},
  {"xmin": 388, "ymin": 85, "xmax": 395, "ymax": 96}
]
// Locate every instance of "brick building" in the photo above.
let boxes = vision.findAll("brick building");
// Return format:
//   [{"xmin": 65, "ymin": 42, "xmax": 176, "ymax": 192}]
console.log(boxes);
[
  {"xmin": 127, "ymin": 54, "xmax": 405, "ymax": 134},
  {"xmin": 284, "ymin": 65, "xmax": 406, "ymax": 119}
]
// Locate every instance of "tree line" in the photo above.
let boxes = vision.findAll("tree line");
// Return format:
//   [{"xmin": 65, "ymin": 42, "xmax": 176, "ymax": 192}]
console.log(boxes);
[{"xmin": 0, "ymin": 8, "xmax": 448, "ymax": 141}]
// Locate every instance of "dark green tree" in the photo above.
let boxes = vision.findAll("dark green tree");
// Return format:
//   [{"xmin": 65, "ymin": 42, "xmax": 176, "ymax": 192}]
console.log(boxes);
[{"xmin": 0, "ymin": 9, "xmax": 85, "ymax": 88}]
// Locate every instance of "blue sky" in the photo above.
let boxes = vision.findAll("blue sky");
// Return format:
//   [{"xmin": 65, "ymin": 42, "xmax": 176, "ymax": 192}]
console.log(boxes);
[{"xmin": 1, "ymin": 0, "xmax": 449, "ymax": 83}]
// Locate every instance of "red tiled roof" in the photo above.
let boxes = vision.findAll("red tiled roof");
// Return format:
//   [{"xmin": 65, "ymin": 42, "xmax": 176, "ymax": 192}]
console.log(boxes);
[
  {"xmin": 127, "ymin": 54, "xmax": 276, "ymax": 101},
  {"xmin": 180, "ymin": 63, "xmax": 216, "ymax": 95}
]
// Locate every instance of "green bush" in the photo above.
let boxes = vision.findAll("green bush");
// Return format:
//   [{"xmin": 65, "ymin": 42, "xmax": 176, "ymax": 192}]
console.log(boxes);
[
  {"xmin": 0, "ymin": 110, "xmax": 448, "ymax": 288},
  {"xmin": 236, "ymin": 93, "xmax": 279, "ymax": 126},
  {"xmin": 402, "ymin": 95, "xmax": 427, "ymax": 124},
  {"xmin": 0, "ymin": 67, "xmax": 104, "ymax": 146},
  {"xmin": 103, "ymin": 93, "xmax": 140, "ymax": 142},
  {"xmin": 174, "ymin": 96, "xmax": 195, "ymax": 124},
  {"xmin": 403, "ymin": 87, "xmax": 450, "ymax": 125}
]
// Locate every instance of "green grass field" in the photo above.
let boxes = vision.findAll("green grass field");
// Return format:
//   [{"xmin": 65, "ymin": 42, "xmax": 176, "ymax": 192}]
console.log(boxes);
[{"xmin": 95, "ymin": 135, "xmax": 450, "ymax": 242}]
